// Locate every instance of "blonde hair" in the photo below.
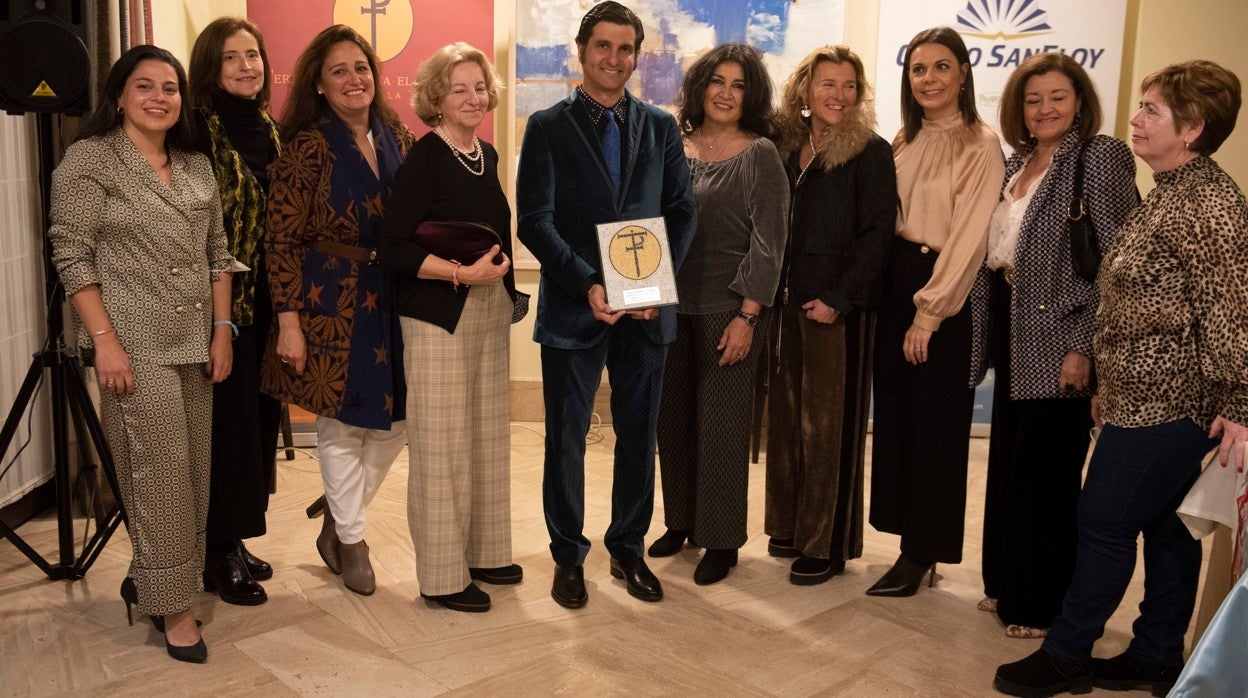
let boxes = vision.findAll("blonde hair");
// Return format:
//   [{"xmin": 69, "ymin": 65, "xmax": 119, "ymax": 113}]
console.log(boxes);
[
  {"xmin": 776, "ymin": 45, "xmax": 871, "ymax": 154},
  {"xmin": 411, "ymin": 42, "xmax": 501, "ymax": 127}
]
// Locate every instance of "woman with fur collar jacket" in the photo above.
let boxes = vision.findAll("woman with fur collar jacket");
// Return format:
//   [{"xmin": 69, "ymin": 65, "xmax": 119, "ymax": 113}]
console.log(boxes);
[{"xmin": 762, "ymin": 45, "xmax": 898, "ymax": 586}]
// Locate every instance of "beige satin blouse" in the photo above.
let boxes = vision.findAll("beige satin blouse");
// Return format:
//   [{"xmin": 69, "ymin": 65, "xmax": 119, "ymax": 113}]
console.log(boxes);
[{"xmin": 892, "ymin": 113, "xmax": 1004, "ymax": 331}]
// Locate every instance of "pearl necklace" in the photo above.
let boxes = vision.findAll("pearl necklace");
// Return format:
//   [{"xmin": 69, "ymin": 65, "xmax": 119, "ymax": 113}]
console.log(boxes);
[{"xmin": 435, "ymin": 124, "xmax": 484, "ymax": 176}]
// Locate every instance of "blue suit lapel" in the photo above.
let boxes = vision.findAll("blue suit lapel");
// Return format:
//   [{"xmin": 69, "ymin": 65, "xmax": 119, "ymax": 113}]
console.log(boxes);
[
  {"xmin": 561, "ymin": 97, "xmax": 619, "ymax": 209},
  {"xmin": 620, "ymin": 95, "xmax": 646, "ymax": 203}
]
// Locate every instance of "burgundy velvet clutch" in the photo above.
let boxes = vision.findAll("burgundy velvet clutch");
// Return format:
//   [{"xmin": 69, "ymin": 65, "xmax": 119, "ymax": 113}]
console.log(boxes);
[{"xmin": 413, "ymin": 220, "xmax": 504, "ymax": 264}]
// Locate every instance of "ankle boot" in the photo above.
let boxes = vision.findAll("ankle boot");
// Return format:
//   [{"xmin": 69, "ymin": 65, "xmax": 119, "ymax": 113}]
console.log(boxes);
[
  {"xmin": 647, "ymin": 529, "xmax": 692, "ymax": 557},
  {"xmin": 316, "ymin": 500, "xmax": 341, "ymax": 575},
  {"xmin": 694, "ymin": 548, "xmax": 738, "ymax": 585},
  {"xmin": 236, "ymin": 540, "xmax": 273, "ymax": 581},
  {"xmin": 339, "ymin": 540, "xmax": 376, "ymax": 596},
  {"xmin": 204, "ymin": 548, "xmax": 268, "ymax": 606},
  {"xmin": 865, "ymin": 553, "xmax": 936, "ymax": 597}
]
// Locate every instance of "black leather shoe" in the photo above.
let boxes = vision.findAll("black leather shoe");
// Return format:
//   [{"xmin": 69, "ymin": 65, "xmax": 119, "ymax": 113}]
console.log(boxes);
[
  {"xmin": 609, "ymin": 556, "xmax": 663, "ymax": 602},
  {"xmin": 551, "ymin": 564, "xmax": 587, "ymax": 609},
  {"xmin": 647, "ymin": 528, "xmax": 692, "ymax": 557},
  {"xmin": 165, "ymin": 636, "xmax": 208, "ymax": 664},
  {"xmin": 994, "ymin": 648, "xmax": 1092, "ymax": 696},
  {"xmin": 469, "ymin": 564, "xmax": 524, "ymax": 585},
  {"xmin": 789, "ymin": 555, "xmax": 845, "ymax": 586},
  {"xmin": 1092, "ymin": 651, "xmax": 1181, "ymax": 696},
  {"xmin": 236, "ymin": 540, "xmax": 273, "ymax": 581},
  {"xmin": 421, "ymin": 583, "xmax": 491, "ymax": 613},
  {"xmin": 203, "ymin": 550, "xmax": 268, "ymax": 606},
  {"xmin": 693, "ymin": 548, "xmax": 737, "ymax": 585},
  {"xmin": 865, "ymin": 554, "xmax": 935, "ymax": 597},
  {"xmin": 767, "ymin": 537, "xmax": 799, "ymax": 558}
]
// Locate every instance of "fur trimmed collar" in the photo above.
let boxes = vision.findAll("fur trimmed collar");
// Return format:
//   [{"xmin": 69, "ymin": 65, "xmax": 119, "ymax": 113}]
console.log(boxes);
[{"xmin": 812, "ymin": 99, "xmax": 877, "ymax": 171}]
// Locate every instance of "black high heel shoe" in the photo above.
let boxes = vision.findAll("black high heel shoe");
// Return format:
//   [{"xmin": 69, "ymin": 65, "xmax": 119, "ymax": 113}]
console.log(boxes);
[
  {"xmin": 120, "ymin": 578, "xmax": 201, "ymax": 633},
  {"xmin": 165, "ymin": 636, "xmax": 208, "ymax": 663},
  {"xmin": 865, "ymin": 554, "xmax": 936, "ymax": 597}
]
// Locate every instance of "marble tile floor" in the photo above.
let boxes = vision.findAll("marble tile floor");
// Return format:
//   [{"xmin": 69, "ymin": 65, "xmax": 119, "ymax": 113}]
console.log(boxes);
[{"xmin": 0, "ymin": 424, "xmax": 1213, "ymax": 697}]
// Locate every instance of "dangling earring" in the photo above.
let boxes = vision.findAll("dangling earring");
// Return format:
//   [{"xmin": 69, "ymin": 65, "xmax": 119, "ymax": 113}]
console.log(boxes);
[{"xmin": 800, "ymin": 105, "xmax": 811, "ymax": 118}]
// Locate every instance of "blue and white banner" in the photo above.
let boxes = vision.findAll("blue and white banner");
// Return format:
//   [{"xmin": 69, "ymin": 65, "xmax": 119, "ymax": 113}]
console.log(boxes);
[{"xmin": 875, "ymin": 0, "xmax": 1129, "ymax": 150}]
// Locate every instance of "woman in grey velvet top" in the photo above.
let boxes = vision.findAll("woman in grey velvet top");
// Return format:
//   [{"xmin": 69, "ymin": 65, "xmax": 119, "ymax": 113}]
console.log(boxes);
[{"xmin": 650, "ymin": 43, "xmax": 788, "ymax": 585}]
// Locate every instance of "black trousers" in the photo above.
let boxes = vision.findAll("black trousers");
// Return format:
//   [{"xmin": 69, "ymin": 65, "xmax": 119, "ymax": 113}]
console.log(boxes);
[
  {"xmin": 656, "ymin": 310, "xmax": 756, "ymax": 549},
  {"xmin": 205, "ymin": 300, "xmax": 281, "ymax": 555},
  {"xmin": 981, "ymin": 270, "xmax": 1092, "ymax": 627},
  {"xmin": 541, "ymin": 318, "xmax": 668, "ymax": 565},
  {"xmin": 869, "ymin": 240, "xmax": 974, "ymax": 564}
]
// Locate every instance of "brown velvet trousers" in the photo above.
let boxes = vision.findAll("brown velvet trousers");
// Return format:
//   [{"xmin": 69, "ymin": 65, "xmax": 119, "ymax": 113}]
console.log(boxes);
[{"xmin": 764, "ymin": 304, "xmax": 874, "ymax": 561}]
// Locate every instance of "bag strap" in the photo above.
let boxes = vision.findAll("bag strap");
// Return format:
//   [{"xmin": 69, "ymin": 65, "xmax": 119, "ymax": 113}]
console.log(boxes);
[{"xmin": 1069, "ymin": 139, "xmax": 1091, "ymax": 221}]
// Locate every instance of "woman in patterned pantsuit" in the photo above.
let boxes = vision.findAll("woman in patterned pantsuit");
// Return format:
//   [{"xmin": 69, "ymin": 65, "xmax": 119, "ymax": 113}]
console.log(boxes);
[
  {"xmin": 378, "ymin": 43, "xmax": 522, "ymax": 613},
  {"xmin": 971, "ymin": 53, "xmax": 1137, "ymax": 639},
  {"xmin": 649, "ymin": 44, "xmax": 788, "ymax": 585},
  {"xmin": 48, "ymin": 45, "xmax": 234, "ymax": 663},
  {"xmin": 261, "ymin": 25, "xmax": 412, "ymax": 597}
]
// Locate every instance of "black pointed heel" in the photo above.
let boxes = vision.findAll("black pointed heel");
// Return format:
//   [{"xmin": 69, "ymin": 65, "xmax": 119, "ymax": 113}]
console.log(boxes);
[
  {"xmin": 165, "ymin": 637, "xmax": 208, "ymax": 663},
  {"xmin": 865, "ymin": 555, "xmax": 937, "ymax": 597},
  {"xmin": 119, "ymin": 577, "xmax": 138, "ymax": 626}
]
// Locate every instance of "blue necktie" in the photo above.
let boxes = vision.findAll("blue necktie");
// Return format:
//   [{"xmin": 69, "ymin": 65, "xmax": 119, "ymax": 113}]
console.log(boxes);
[{"xmin": 602, "ymin": 108, "xmax": 621, "ymax": 190}]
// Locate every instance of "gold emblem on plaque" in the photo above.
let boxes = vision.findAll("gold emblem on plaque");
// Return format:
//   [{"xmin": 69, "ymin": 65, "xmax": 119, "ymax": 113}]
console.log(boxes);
[
  {"xmin": 609, "ymin": 225, "xmax": 662, "ymax": 280},
  {"xmin": 334, "ymin": 0, "xmax": 414, "ymax": 62}
]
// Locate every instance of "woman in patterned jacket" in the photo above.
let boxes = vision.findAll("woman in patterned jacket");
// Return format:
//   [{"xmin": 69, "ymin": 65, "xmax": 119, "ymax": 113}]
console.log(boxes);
[
  {"xmin": 995, "ymin": 59, "xmax": 1248, "ymax": 698},
  {"xmin": 49, "ymin": 45, "xmax": 233, "ymax": 663},
  {"xmin": 972, "ymin": 53, "xmax": 1138, "ymax": 640},
  {"xmin": 261, "ymin": 25, "xmax": 412, "ymax": 597}
]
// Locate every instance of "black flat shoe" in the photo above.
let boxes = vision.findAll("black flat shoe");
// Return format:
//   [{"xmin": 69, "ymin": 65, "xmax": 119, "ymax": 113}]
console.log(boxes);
[
  {"xmin": 203, "ymin": 550, "xmax": 268, "ymax": 606},
  {"xmin": 609, "ymin": 556, "xmax": 663, "ymax": 602},
  {"xmin": 165, "ymin": 637, "xmax": 208, "ymax": 664},
  {"xmin": 1091, "ymin": 651, "xmax": 1181, "ymax": 696},
  {"xmin": 693, "ymin": 548, "xmax": 737, "ymax": 585},
  {"xmin": 551, "ymin": 564, "xmax": 587, "ymax": 609},
  {"xmin": 865, "ymin": 554, "xmax": 935, "ymax": 597},
  {"xmin": 469, "ymin": 564, "xmax": 524, "ymax": 585},
  {"xmin": 789, "ymin": 555, "xmax": 845, "ymax": 586},
  {"xmin": 421, "ymin": 583, "xmax": 491, "ymax": 613},
  {"xmin": 236, "ymin": 540, "xmax": 273, "ymax": 581},
  {"xmin": 647, "ymin": 528, "xmax": 692, "ymax": 557},
  {"xmin": 994, "ymin": 648, "xmax": 1092, "ymax": 696},
  {"xmin": 767, "ymin": 537, "xmax": 799, "ymax": 558}
]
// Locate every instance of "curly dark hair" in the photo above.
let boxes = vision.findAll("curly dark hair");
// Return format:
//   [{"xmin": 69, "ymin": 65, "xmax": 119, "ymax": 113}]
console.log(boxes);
[
  {"xmin": 575, "ymin": 1, "xmax": 644, "ymax": 54},
  {"xmin": 676, "ymin": 43, "xmax": 775, "ymax": 140}
]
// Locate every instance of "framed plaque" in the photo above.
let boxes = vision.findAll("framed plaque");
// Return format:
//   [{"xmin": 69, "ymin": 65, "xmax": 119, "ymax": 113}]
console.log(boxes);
[{"xmin": 595, "ymin": 217, "xmax": 679, "ymax": 310}]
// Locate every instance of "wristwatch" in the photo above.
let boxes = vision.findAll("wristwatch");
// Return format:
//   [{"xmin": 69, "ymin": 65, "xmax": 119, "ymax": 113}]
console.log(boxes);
[{"xmin": 734, "ymin": 310, "xmax": 760, "ymax": 327}]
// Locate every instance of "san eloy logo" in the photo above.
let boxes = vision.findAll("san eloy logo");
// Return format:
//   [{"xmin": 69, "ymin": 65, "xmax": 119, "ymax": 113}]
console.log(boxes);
[
  {"xmin": 895, "ymin": 0, "xmax": 1108, "ymax": 70},
  {"xmin": 334, "ymin": 0, "xmax": 414, "ymax": 62}
]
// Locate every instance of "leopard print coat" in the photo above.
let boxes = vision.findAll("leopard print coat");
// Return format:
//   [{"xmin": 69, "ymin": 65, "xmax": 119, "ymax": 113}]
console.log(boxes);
[{"xmin": 1094, "ymin": 156, "xmax": 1248, "ymax": 429}]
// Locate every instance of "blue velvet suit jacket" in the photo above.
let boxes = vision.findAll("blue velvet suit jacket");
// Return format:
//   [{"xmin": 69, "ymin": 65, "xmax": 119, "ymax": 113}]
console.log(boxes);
[{"xmin": 517, "ymin": 92, "xmax": 697, "ymax": 349}]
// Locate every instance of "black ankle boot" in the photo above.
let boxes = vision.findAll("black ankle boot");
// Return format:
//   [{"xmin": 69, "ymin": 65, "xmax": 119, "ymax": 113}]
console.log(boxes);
[
  {"xmin": 865, "ymin": 553, "xmax": 935, "ymax": 597},
  {"xmin": 236, "ymin": 540, "xmax": 273, "ymax": 581},
  {"xmin": 647, "ymin": 529, "xmax": 692, "ymax": 557},
  {"xmin": 204, "ymin": 548, "xmax": 268, "ymax": 606},
  {"xmin": 694, "ymin": 548, "xmax": 738, "ymax": 585},
  {"xmin": 995, "ymin": 648, "xmax": 1092, "ymax": 696}
]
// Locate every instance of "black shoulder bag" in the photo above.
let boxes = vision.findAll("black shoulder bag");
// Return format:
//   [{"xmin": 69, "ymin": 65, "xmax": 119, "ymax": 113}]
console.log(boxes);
[{"xmin": 1068, "ymin": 140, "xmax": 1101, "ymax": 282}]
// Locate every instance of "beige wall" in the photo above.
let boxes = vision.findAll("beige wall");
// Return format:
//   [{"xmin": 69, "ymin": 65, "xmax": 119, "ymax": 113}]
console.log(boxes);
[{"xmin": 161, "ymin": 0, "xmax": 1248, "ymax": 385}]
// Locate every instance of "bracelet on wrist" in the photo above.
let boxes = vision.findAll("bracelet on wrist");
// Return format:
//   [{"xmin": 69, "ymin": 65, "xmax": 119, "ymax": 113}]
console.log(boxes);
[
  {"xmin": 734, "ymin": 309, "xmax": 760, "ymax": 327},
  {"xmin": 451, "ymin": 260, "xmax": 462, "ymax": 290},
  {"xmin": 90, "ymin": 327, "xmax": 114, "ymax": 339},
  {"xmin": 213, "ymin": 319, "xmax": 239, "ymax": 339}
]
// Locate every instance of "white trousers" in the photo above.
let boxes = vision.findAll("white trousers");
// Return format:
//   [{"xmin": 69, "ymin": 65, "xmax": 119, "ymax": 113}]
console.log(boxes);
[{"xmin": 316, "ymin": 415, "xmax": 407, "ymax": 544}]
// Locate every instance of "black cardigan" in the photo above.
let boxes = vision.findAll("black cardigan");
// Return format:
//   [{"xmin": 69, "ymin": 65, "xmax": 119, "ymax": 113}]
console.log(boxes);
[
  {"xmin": 378, "ymin": 131, "xmax": 516, "ymax": 332},
  {"xmin": 780, "ymin": 134, "xmax": 898, "ymax": 314}
]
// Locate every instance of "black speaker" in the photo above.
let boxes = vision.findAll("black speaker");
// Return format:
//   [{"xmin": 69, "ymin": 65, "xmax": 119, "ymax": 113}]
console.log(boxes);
[{"xmin": 0, "ymin": 0, "xmax": 91, "ymax": 115}]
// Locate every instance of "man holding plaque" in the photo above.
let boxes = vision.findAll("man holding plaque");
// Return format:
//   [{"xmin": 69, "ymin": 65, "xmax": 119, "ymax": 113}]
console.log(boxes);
[{"xmin": 517, "ymin": 0, "xmax": 696, "ymax": 608}]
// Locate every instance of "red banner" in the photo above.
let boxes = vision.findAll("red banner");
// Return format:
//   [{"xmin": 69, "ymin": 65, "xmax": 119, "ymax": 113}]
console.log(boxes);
[{"xmin": 246, "ymin": 0, "xmax": 495, "ymax": 138}]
